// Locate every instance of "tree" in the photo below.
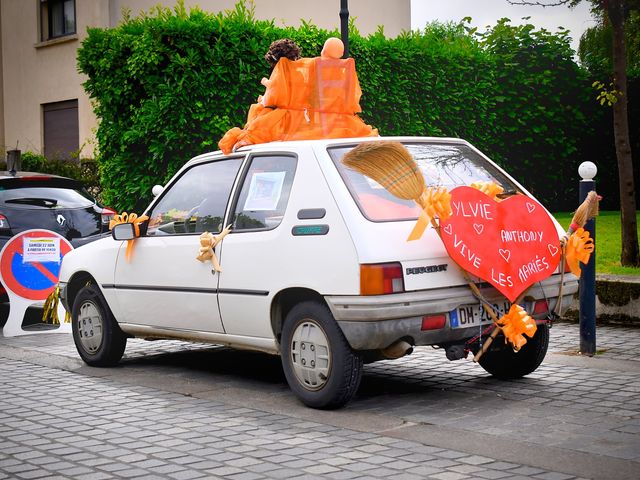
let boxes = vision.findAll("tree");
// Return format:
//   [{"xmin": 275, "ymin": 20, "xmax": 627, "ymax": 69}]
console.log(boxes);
[
  {"xmin": 509, "ymin": 0, "xmax": 639, "ymax": 267},
  {"xmin": 578, "ymin": 7, "xmax": 639, "ymax": 76}
]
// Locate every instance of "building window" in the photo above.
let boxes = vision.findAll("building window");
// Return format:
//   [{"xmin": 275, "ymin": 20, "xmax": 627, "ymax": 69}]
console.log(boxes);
[
  {"xmin": 40, "ymin": 0, "xmax": 76, "ymax": 41},
  {"xmin": 43, "ymin": 100, "xmax": 79, "ymax": 160}
]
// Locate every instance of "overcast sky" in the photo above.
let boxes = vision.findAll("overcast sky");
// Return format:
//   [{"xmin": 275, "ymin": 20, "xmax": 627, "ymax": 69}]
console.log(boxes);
[{"xmin": 410, "ymin": 0, "xmax": 596, "ymax": 53}]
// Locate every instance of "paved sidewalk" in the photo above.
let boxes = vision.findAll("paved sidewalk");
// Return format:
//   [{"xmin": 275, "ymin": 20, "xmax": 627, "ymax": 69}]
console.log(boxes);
[
  {"xmin": 1, "ymin": 357, "xmax": 593, "ymax": 480},
  {"xmin": 1, "ymin": 321, "xmax": 638, "ymax": 479}
]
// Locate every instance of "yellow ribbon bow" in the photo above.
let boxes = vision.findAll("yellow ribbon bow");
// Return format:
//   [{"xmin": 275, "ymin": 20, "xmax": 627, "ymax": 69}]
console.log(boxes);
[
  {"xmin": 565, "ymin": 227, "xmax": 594, "ymax": 277},
  {"xmin": 196, "ymin": 225, "xmax": 232, "ymax": 272},
  {"xmin": 42, "ymin": 285, "xmax": 70, "ymax": 325},
  {"xmin": 497, "ymin": 304, "xmax": 537, "ymax": 352},
  {"xmin": 407, "ymin": 186, "xmax": 452, "ymax": 241},
  {"xmin": 109, "ymin": 212, "xmax": 149, "ymax": 262},
  {"xmin": 470, "ymin": 180, "xmax": 504, "ymax": 201}
]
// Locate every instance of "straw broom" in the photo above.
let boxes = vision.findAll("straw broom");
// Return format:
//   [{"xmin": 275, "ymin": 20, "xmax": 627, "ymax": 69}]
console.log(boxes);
[
  {"xmin": 343, "ymin": 141, "xmax": 524, "ymax": 361},
  {"xmin": 343, "ymin": 141, "xmax": 451, "ymax": 240},
  {"xmin": 342, "ymin": 141, "xmax": 425, "ymax": 201},
  {"xmin": 564, "ymin": 190, "xmax": 599, "ymax": 241}
]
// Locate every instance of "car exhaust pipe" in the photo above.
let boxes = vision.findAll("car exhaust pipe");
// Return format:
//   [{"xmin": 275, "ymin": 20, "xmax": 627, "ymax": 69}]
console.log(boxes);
[{"xmin": 381, "ymin": 340, "xmax": 413, "ymax": 359}]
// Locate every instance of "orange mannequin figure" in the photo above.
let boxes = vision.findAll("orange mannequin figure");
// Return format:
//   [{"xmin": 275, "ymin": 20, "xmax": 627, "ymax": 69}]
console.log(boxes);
[{"xmin": 219, "ymin": 37, "xmax": 378, "ymax": 154}]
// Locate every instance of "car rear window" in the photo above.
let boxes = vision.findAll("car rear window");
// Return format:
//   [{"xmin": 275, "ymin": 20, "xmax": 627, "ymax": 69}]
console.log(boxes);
[
  {"xmin": 328, "ymin": 142, "xmax": 522, "ymax": 222},
  {"xmin": 0, "ymin": 179, "xmax": 95, "ymax": 209}
]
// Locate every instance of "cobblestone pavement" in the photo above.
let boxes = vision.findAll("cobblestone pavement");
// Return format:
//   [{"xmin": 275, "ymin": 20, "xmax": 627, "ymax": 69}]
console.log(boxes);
[{"xmin": 1, "ymin": 321, "xmax": 638, "ymax": 479}]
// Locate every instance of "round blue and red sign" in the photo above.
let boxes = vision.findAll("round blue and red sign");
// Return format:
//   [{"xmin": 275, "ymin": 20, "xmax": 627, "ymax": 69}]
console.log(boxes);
[{"xmin": 0, "ymin": 230, "xmax": 73, "ymax": 301}]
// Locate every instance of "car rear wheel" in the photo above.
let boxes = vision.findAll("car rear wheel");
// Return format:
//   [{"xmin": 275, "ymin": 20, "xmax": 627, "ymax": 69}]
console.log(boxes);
[
  {"xmin": 281, "ymin": 301, "xmax": 363, "ymax": 409},
  {"xmin": 478, "ymin": 323, "xmax": 549, "ymax": 379},
  {"xmin": 72, "ymin": 284, "xmax": 126, "ymax": 367}
]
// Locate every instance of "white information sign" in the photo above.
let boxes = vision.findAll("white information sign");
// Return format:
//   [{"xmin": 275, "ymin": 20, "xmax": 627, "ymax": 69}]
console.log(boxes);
[{"xmin": 23, "ymin": 237, "xmax": 61, "ymax": 264}]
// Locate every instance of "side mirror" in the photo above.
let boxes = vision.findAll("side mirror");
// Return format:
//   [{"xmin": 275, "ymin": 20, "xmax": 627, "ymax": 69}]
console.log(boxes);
[
  {"xmin": 152, "ymin": 185, "xmax": 164, "ymax": 197},
  {"xmin": 112, "ymin": 223, "xmax": 137, "ymax": 241}
]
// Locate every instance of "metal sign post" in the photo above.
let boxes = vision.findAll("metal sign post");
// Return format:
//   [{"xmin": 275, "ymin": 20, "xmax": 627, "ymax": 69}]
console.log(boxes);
[{"xmin": 340, "ymin": 0, "xmax": 349, "ymax": 58}]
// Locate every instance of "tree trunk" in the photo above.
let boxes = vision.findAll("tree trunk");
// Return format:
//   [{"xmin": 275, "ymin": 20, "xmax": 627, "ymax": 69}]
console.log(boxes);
[{"xmin": 608, "ymin": 0, "xmax": 639, "ymax": 266}]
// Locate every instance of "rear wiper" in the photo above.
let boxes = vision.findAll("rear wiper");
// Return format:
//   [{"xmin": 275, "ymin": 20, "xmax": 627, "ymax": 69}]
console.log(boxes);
[
  {"xmin": 5, "ymin": 197, "xmax": 58, "ymax": 207},
  {"xmin": 496, "ymin": 190, "xmax": 520, "ymax": 199}
]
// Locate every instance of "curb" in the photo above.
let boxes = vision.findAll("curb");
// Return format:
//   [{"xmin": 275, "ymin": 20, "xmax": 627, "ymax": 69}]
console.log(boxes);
[{"xmin": 565, "ymin": 273, "xmax": 640, "ymax": 327}]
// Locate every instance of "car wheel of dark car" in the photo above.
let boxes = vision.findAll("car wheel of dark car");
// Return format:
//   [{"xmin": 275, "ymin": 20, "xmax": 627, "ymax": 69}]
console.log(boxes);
[
  {"xmin": 281, "ymin": 301, "xmax": 363, "ymax": 409},
  {"xmin": 72, "ymin": 284, "xmax": 127, "ymax": 367},
  {"xmin": 478, "ymin": 323, "xmax": 549, "ymax": 379}
]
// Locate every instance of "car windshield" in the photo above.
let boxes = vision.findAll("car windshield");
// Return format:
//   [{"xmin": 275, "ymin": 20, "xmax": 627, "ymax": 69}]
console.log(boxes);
[
  {"xmin": 0, "ymin": 186, "xmax": 95, "ymax": 209},
  {"xmin": 328, "ymin": 142, "xmax": 522, "ymax": 222}
]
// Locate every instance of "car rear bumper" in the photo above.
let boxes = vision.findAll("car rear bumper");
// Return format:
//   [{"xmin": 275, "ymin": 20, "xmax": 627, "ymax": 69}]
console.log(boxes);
[{"xmin": 324, "ymin": 274, "xmax": 579, "ymax": 350}]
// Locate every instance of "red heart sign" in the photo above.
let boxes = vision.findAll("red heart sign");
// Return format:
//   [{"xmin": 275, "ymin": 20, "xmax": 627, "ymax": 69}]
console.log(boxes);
[{"xmin": 440, "ymin": 186, "xmax": 561, "ymax": 302}]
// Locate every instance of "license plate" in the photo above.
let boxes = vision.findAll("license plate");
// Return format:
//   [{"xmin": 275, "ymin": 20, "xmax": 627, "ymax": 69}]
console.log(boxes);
[{"xmin": 450, "ymin": 301, "xmax": 510, "ymax": 329}]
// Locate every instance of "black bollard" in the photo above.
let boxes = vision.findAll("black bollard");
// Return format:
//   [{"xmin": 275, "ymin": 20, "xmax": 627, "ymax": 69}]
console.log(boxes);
[{"xmin": 578, "ymin": 162, "xmax": 597, "ymax": 356}]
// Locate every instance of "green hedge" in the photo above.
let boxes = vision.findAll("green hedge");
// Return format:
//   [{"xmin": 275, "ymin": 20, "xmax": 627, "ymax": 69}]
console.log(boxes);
[{"xmin": 78, "ymin": 2, "xmax": 599, "ymax": 212}]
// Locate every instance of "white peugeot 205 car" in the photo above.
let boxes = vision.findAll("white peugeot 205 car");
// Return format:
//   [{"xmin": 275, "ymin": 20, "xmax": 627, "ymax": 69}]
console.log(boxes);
[{"xmin": 58, "ymin": 137, "xmax": 578, "ymax": 409}]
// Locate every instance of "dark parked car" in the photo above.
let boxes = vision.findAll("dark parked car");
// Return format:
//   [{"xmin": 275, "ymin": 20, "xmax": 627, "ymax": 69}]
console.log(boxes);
[{"xmin": 0, "ymin": 171, "xmax": 114, "ymax": 300}]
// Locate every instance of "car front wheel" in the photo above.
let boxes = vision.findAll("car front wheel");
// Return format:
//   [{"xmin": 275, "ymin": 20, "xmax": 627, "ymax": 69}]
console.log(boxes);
[
  {"xmin": 72, "ymin": 284, "xmax": 127, "ymax": 367},
  {"xmin": 478, "ymin": 323, "xmax": 549, "ymax": 379},
  {"xmin": 281, "ymin": 301, "xmax": 363, "ymax": 409}
]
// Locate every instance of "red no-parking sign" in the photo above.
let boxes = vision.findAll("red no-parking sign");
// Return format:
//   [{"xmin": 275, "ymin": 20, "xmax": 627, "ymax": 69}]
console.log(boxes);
[{"xmin": 0, "ymin": 230, "xmax": 73, "ymax": 301}]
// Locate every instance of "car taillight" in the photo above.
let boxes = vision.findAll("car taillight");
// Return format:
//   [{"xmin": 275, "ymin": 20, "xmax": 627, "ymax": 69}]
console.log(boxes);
[
  {"xmin": 421, "ymin": 314, "xmax": 446, "ymax": 331},
  {"xmin": 0, "ymin": 214, "xmax": 10, "ymax": 230},
  {"xmin": 360, "ymin": 262, "xmax": 404, "ymax": 295},
  {"xmin": 101, "ymin": 207, "xmax": 116, "ymax": 226},
  {"xmin": 533, "ymin": 299, "xmax": 549, "ymax": 315}
]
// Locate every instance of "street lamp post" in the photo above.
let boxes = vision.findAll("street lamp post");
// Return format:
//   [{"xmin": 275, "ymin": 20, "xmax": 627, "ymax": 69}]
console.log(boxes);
[
  {"xmin": 340, "ymin": 0, "xmax": 349, "ymax": 58},
  {"xmin": 578, "ymin": 161, "xmax": 597, "ymax": 356}
]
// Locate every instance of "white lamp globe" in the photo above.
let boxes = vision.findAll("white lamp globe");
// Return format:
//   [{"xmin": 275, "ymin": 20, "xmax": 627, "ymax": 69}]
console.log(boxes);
[{"xmin": 578, "ymin": 161, "xmax": 597, "ymax": 180}]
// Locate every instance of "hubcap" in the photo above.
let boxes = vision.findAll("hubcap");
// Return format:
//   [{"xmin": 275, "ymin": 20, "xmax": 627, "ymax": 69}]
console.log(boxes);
[
  {"xmin": 76, "ymin": 300, "xmax": 103, "ymax": 354},
  {"xmin": 290, "ymin": 320, "xmax": 331, "ymax": 390}
]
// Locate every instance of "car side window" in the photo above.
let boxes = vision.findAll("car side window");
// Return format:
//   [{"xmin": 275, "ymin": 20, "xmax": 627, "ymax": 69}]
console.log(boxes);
[
  {"xmin": 146, "ymin": 158, "xmax": 242, "ymax": 236},
  {"xmin": 232, "ymin": 155, "xmax": 297, "ymax": 231}
]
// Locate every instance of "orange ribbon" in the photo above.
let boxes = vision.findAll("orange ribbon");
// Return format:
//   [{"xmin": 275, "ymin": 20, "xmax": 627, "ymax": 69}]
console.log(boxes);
[
  {"xmin": 565, "ymin": 227, "xmax": 594, "ymax": 277},
  {"xmin": 470, "ymin": 181, "xmax": 504, "ymax": 201},
  {"xmin": 109, "ymin": 212, "xmax": 149, "ymax": 262},
  {"xmin": 407, "ymin": 186, "xmax": 452, "ymax": 241},
  {"xmin": 497, "ymin": 304, "xmax": 537, "ymax": 352},
  {"xmin": 196, "ymin": 225, "xmax": 232, "ymax": 272}
]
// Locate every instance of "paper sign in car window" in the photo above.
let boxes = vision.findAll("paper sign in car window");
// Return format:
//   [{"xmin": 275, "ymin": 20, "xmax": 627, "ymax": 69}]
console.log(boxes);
[
  {"xmin": 243, "ymin": 172, "xmax": 286, "ymax": 211},
  {"xmin": 22, "ymin": 237, "xmax": 61, "ymax": 264}
]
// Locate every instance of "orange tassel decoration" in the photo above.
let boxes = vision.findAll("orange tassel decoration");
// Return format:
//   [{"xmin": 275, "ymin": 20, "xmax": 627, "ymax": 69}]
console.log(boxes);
[
  {"xmin": 109, "ymin": 212, "xmax": 149, "ymax": 262},
  {"xmin": 497, "ymin": 304, "xmax": 537, "ymax": 352},
  {"xmin": 408, "ymin": 186, "xmax": 453, "ymax": 241},
  {"xmin": 470, "ymin": 181, "xmax": 504, "ymax": 201},
  {"xmin": 565, "ymin": 227, "xmax": 594, "ymax": 277}
]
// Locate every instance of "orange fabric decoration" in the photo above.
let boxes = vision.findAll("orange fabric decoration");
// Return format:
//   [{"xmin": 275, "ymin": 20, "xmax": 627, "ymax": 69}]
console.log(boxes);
[
  {"xmin": 497, "ymin": 304, "xmax": 537, "ymax": 352},
  {"xmin": 407, "ymin": 187, "xmax": 453, "ymax": 241},
  {"xmin": 565, "ymin": 227, "xmax": 594, "ymax": 277},
  {"xmin": 470, "ymin": 181, "xmax": 504, "ymax": 201},
  {"xmin": 219, "ymin": 56, "xmax": 378, "ymax": 154},
  {"xmin": 109, "ymin": 212, "xmax": 149, "ymax": 262}
]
